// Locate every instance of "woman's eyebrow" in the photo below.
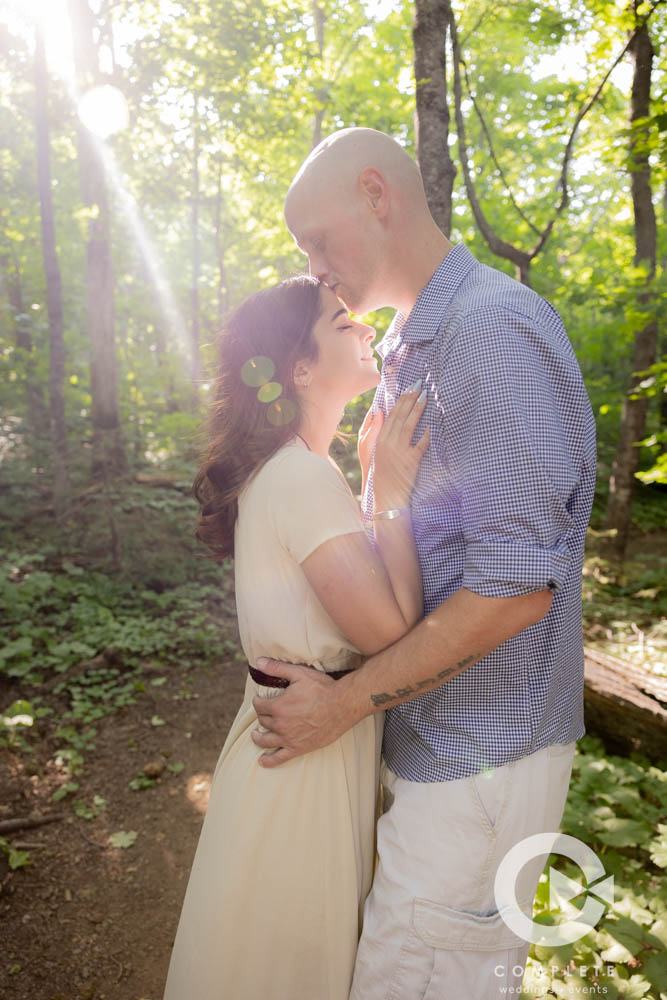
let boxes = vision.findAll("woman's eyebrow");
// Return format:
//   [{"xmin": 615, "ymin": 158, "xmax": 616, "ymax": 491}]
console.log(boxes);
[{"xmin": 331, "ymin": 308, "xmax": 347, "ymax": 322}]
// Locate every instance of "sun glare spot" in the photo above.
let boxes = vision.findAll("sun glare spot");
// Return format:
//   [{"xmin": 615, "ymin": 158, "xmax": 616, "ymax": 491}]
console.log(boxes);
[{"xmin": 78, "ymin": 85, "xmax": 130, "ymax": 139}]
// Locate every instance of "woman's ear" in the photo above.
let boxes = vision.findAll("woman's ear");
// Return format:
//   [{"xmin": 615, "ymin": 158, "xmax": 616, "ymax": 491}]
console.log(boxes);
[{"xmin": 293, "ymin": 360, "xmax": 312, "ymax": 388}]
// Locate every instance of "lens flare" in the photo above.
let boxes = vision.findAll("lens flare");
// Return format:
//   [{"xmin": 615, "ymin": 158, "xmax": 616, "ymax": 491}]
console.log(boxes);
[
  {"xmin": 257, "ymin": 381, "xmax": 282, "ymax": 403},
  {"xmin": 267, "ymin": 400, "xmax": 297, "ymax": 426},
  {"xmin": 241, "ymin": 356, "xmax": 275, "ymax": 388}
]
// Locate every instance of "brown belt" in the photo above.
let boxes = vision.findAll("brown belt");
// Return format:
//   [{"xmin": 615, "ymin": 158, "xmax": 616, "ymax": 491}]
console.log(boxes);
[{"xmin": 248, "ymin": 664, "xmax": 354, "ymax": 689}]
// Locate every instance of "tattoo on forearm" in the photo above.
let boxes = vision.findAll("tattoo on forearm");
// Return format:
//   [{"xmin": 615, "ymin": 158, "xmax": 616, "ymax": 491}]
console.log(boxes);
[{"xmin": 370, "ymin": 654, "xmax": 479, "ymax": 707}]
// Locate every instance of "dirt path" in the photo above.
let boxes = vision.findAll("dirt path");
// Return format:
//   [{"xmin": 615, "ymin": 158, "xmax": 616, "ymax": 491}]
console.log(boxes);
[{"xmin": 0, "ymin": 655, "xmax": 248, "ymax": 1000}]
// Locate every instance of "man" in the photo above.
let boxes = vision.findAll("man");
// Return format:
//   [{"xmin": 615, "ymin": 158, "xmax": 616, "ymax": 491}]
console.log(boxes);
[{"xmin": 251, "ymin": 128, "xmax": 596, "ymax": 998}]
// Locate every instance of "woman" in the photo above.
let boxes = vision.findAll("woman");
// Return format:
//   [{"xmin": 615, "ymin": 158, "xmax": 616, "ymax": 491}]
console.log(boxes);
[{"xmin": 163, "ymin": 275, "xmax": 428, "ymax": 1000}]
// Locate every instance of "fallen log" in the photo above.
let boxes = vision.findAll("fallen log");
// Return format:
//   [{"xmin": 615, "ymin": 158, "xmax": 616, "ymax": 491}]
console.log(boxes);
[{"xmin": 583, "ymin": 646, "xmax": 667, "ymax": 763}]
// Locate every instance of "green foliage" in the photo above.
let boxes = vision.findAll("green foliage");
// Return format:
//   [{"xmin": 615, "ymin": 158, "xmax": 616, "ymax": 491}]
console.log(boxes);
[
  {"xmin": 73, "ymin": 794, "xmax": 107, "ymax": 821},
  {"xmin": 129, "ymin": 771, "xmax": 158, "ymax": 791},
  {"xmin": 582, "ymin": 516, "xmax": 666, "ymax": 672},
  {"xmin": 0, "ymin": 556, "xmax": 225, "ymax": 687},
  {"xmin": 525, "ymin": 736, "xmax": 667, "ymax": 999},
  {"xmin": 0, "ymin": 836, "xmax": 31, "ymax": 871},
  {"xmin": 51, "ymin": 781, "xmax": 80, "ymax": 802},
  {"xmin": 0, "ymin": 697, "xmax": 35, "ymax": 750},
  {"xmin": 633, "ymin": 360, "xmax": 667, "ymax": 487},
  {"xmin": 0, "ymin": 484, "xmax": 237, "ymax": 792},
  {"xmin": 108, "ymin": 830, "xmax": 138, "ymax": 849}
]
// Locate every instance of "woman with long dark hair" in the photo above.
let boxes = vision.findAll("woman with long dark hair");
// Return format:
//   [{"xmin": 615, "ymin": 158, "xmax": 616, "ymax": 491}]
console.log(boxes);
[{"xmin": 163, "ymin": 274, "xmax": 428, "ymax": 999}]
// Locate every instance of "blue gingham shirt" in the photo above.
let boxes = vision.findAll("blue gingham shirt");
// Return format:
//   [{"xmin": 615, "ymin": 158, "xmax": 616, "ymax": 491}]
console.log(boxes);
[{"xmin": 361, "ymin": 244, "xmax": 597, "ymax": 782}]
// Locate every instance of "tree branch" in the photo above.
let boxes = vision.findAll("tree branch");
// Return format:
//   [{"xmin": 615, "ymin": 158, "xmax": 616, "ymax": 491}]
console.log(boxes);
[
  {"xmin": 447, "ymin": 1, "xmax": 531, "ymax": 280},
  {"xmin": 447, "ymin": 0, "xmax": 666, "ymax": 278},
  {"xmin": 461, "ymin": 59, "xmax": 541, "ymax": 237},
  {"xmin": 533, "ymin": 0, "xmax": 665, "ymax": 259},
  {"xmin": 0, "ymin": 813, "xmax": 66, "ymax": 835}
]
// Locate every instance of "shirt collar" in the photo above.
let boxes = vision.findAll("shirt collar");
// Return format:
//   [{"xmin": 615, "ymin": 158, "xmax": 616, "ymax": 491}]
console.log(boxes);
[{"xmin": 375, "ymin": 243, "xmax": 478, "ymax": 359}]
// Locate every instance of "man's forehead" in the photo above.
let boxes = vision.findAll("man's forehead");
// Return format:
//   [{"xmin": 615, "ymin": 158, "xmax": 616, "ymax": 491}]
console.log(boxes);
[{"xmin": 285, "ymin": 191, "xmax": 333, "ymax": 242}]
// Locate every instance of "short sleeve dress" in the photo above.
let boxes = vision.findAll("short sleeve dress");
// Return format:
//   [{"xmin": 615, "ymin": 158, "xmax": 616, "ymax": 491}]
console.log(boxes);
[{"xmin": 163, "ymin": 437, "xmax": 384, "ymax": 1000}]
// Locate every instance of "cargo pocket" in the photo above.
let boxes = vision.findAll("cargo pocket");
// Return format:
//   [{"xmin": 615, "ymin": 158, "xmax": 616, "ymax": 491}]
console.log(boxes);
[
  {"xmin": 412, "ymin": 897, "xmax": 528, "ymax": 951},
  {"xmin": 384, "ymin": 897, "xmax": 529, "ymax": 1000}
]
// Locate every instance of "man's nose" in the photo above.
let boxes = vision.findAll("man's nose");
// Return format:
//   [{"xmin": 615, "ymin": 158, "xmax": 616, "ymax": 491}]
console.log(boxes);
[
  {"xmin": 308, "ymin": 253, "xmax": 327, "ymax": 281},
  {"xmin": 360, "ymin": 324, "xmax": 375, "ymax": 344}
]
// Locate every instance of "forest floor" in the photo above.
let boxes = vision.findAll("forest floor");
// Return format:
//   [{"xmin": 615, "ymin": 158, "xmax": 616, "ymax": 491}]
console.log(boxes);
[{"xmin": 0, "ymin": 635, "xmax": 248, "ymax": 1000}]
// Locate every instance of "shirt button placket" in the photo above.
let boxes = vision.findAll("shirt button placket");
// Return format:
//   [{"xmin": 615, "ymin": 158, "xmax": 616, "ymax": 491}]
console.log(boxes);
[{"xmin": 382, "ymin": 356, "xmax": 397, "ymax": 407}]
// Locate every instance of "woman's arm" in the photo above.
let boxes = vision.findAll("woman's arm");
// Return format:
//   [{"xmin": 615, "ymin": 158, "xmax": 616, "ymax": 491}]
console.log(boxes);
[{"xmin": 301, "ymin": 390, "xmax": 428, "ymax": 656}]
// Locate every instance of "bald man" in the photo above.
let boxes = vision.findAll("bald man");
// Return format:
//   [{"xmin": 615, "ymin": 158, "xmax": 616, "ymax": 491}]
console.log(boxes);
[{"xmin": 252, "ymin": 129, "xmax": 597, "ymax": 999}]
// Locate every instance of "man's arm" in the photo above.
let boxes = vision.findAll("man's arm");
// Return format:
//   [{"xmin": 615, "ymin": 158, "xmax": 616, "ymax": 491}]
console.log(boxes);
[{"xmin": 252, "ymin": 585, "xmax": 552, "ymax": 767}]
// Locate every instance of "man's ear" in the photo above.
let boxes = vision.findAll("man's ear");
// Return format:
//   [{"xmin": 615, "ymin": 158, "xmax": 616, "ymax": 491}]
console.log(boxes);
[{"xmin": 359, "ymin": 167, "xmax": 389, "ymax": 218}]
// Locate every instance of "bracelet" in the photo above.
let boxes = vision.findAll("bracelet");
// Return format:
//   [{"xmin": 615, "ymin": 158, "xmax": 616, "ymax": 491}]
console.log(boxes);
[{"xmin": 373, "ymin": 507, "xmax": 411, "ymax": 521}]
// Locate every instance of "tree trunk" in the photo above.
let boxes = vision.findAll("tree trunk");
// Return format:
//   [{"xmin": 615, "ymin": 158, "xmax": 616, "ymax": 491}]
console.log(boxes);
[
  {"xmin": 311, "ymin": 2, "xmax": 327, "ymax": 149},
  {"xmin": 34, "ymin": 25, "xmax": 70, "ymax": 513},
  {"xmin": 604, "ymin": 16, "xmax": 658, "ymax": 560},
  {"xmin": 213, "ymin": 157, "xmax": 227, "ymax": 329},
  {"xmin": 661, "ymin": 179, "xmax": 667, "ymax": 433},
  {"xmin": 413, "ymin": 0, "xmax": 456, "ymax": 237},
  {"xmin": 0, "ymin": 252, "xmax": 47, "ymax": 437},
  {"xmin": 190, "ymin": 99, "xmax": 201, "ymax": 397},
  {"xmin": 67, "ymin": 0, "xmax": 126, "ymax": 478}
]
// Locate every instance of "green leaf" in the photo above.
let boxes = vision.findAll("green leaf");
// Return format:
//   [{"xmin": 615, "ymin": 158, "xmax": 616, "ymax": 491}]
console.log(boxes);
[
  {"xmin": 648, "ymin": 824, "xmax": 667, "ymax": 869},
  {"xmin": 0, "ymin": 637, "xmax": 32, "ymax": 663},
  {"xmin": 51, "ymin": 781, "xmax": 79, "ymax": 801},
  {"xmin": 8, "ymin": 848, "xmax": 30, "ymax": 870},
  {"xmin": 597, "ymin": 817, "xmax": 653, "ymax": 848},
  {"xmin": 1, "ymin": 699, "xmax": 34, "ymax": 728},
  {"xmin": 108, "ymin": 830, "xmax": 138, "ymax": 849},
  {"xmin": 129, "ymin": 773, "xmax": 156, "ymax": 791}
]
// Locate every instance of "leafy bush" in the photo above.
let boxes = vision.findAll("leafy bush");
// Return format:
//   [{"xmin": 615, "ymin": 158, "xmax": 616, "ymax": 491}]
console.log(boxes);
[{"xmin": 525, "ymin": 736, "xmax": 667, "ymax": 999}]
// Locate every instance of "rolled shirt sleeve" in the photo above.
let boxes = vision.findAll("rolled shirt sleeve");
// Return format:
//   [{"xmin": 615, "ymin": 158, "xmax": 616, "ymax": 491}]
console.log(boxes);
[{"xmin": 442, "ymin": 307, "xmax": 578, "ymax": 598}]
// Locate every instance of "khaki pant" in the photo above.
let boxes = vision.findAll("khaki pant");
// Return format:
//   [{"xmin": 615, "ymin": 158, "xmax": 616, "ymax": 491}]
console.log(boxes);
[{"xmin": 350, "ymin": 741, "xmax": 576, "ymax": 1000}]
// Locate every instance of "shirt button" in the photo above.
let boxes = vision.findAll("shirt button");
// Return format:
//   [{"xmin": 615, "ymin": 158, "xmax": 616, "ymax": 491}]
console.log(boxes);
[{"xmin": 384, "ymin": 363, "xmax": 393, "ymax": 373}]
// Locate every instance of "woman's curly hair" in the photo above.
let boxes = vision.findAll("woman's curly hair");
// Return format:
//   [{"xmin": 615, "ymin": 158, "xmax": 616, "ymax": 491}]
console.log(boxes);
[{"xmin": 193, "ymin": 275, "xmax": 322, "ymax": 559}]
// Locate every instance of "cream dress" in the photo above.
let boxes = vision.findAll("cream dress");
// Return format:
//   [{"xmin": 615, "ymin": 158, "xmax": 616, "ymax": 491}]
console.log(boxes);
[{"xmin": 163, "ymin": 438, "xmax": 383, "ymax": 1000}]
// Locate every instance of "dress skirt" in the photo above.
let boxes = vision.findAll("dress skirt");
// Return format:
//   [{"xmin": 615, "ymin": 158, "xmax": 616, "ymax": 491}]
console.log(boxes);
[{"xmin": 163, "ymin": 673, "xmax": 383, "ymax": 1000}]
